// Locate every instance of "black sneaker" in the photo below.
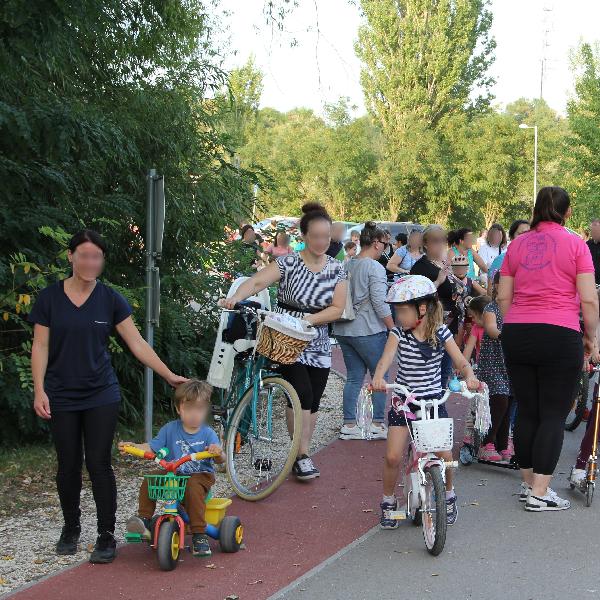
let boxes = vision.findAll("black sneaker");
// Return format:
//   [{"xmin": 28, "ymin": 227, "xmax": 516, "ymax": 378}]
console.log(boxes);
[
  {"xmin": 89, "ymin": 532, "xmax": 117, "ymax": 564},
  {"xmin": 380, "ymin": 498, "xmax": 399, "ymax": 529},
  {"xmin": 292, "ymin": 455, "xmax": 319, "ymax": 480},
  {"xmin": 192, "ymin": 533, "xmax": 212, "ymax": 557},
  {"xmin": 56, "ymin": 524, "xmax": 81, "ymax": 555},
  {"xmin": 446, "ymin": 495, "xmax": 458, "ymax": 525}
]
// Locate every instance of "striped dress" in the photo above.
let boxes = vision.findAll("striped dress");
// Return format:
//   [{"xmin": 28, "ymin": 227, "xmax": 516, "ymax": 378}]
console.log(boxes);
[{"xmin": 275, "ymin": 253, "xmax": 347, "ymax": 368}]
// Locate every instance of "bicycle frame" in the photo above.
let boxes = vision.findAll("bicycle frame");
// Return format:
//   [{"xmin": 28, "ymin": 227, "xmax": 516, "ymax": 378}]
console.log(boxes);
[
  {"xmin": 400, "ymin": 393, "xmax": 454, "ymax": 517},
  {"xmin": 216, "ymin": 348, "xmax": 280, "ymax": 441},
  {"xmin": 384, "ymin": 383, "xmax": 468, "ymax": 519},
  {"xmin": 587, "ymin": 367, "xmax": 600, "ymax": 486}
]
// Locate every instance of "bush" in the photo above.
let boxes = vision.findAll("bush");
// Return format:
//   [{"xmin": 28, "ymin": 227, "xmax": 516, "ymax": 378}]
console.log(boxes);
[{"xmin": 0, "ymin": 1, "xmax": 258, "ymax": 442}]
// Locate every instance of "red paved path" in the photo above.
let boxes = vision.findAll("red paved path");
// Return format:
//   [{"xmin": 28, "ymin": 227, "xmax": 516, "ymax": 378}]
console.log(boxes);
[
  {"xmin": 11, "ymin": 438, "xmax": 385, "ymax": 600},
  {"xmin": 10, "ymin": 348, "xmax": 467, "ymax": 600}
]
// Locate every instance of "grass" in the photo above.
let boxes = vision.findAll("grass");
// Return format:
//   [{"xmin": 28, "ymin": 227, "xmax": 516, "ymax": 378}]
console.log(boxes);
[
  {"xmin": 0, "ymin": 409, "xmax": 222, "ymax": 519},
  {"xmin": 0, "ymin": 444, "xmax": 58, "ymax": 517}
]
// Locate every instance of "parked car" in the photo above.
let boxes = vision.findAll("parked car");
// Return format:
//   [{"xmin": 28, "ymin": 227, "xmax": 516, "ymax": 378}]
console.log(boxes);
[{"xmin": 345, "ymin": 221, "xmax": 423, "ymax": 242}]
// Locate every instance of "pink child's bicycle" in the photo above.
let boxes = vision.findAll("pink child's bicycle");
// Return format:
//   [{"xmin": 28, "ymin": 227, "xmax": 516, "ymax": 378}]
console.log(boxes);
[{"xmin": 368, "ymin": 381, "xmax": 484, "ymax": 555}]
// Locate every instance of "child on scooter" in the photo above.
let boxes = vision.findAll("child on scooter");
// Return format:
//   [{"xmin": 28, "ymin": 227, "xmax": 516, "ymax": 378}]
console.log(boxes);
[
  {"xmin": 372, "ymin": 275, "xmax": 479, "ymax": 528},
  {"xmin": 119, "ymin": 379, "xmax": 224, "ymax": 557}
]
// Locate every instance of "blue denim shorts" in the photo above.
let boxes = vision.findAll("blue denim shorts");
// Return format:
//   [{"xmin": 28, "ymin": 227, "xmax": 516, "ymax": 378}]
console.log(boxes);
[{"xmin": 387, "ymin": 395, "xmax": 448, "ymax": 427}]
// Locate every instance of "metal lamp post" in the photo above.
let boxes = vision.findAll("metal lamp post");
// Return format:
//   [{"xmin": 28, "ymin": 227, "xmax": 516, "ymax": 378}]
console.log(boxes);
[
  {"xmin": 519, "ymin": 123, "xmax": 538, "ymax": 205},
  {"xmin": 144, "ymin": 169, "xmax": 165, "ymax": 442}
]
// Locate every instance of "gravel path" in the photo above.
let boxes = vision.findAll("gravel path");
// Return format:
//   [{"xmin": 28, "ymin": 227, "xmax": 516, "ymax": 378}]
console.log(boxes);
[{"xmin": 0, "ymin": 373, "xmax": 347, "ymax": 595}]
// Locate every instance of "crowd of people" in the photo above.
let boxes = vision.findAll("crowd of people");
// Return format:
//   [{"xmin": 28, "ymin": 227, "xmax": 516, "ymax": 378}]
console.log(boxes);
[
  {"xmin": 226, "ymin": 189, "xmax": 600, "ymax": 524},
  {"xmin": 28, "ymin": 187, "xmax": 600, "ymax": 565}
]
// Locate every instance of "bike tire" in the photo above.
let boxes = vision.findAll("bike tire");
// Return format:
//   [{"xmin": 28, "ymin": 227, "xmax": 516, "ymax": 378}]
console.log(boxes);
[
  {"xmin": 226, "ymin": 376, "xmax": 302, "ymax": 501},
  {"xmin": 565, "ymin": 371, "xmax": 589, "ymax": 432},
  {"xmin": 156, "ymin": 519, "xmax": 179, "ymax": 571},
  {"xmin": 421, "ymin": 465, "xmax": 447, "ymax": 556},
  {"xmin": 586, "ymin": 482, "xmax": 594, "ymax": 507}
]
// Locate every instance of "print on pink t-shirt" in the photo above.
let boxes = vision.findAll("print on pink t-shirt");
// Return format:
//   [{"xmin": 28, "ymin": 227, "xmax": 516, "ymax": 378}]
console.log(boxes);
[{"xmin": 500, "ymin": 222, "xmax": 594, "ymax": 332}]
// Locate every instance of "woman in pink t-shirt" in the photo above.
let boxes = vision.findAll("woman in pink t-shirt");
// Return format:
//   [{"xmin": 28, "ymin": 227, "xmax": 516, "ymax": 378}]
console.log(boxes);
[
  {"xmin": 265, "ymin": 231, "xmax": 293, "ymax": 259},
  {"xmin": 498, "ymin": 186, "xmax": 599, "ymax": 512}
]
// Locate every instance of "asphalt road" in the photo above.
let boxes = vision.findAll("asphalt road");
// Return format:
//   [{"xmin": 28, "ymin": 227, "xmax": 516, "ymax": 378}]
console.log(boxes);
[{"xmin": 273, "ymin": 426, "xmax": 600, "ymax": 600}]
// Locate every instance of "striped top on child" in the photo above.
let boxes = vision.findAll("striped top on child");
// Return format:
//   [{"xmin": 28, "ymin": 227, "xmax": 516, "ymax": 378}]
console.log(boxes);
[{"xmin": 390, "ymin": 325, "xmax": 452, "ymax": 400}]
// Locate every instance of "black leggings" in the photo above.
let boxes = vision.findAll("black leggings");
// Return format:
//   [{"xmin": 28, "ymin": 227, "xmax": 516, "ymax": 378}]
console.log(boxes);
[
  {"xmin": 277, "ymin": 363, "xmax": 330, "ymax": 413},
  {"xmin": 502, "ymin": 323, "xmax": 583, "ymax": 475},
  {"xmin": 49, "ymin": 402, "xmax": 120, "ymax": 533},
  {"xmin": 483, "ymin": 394, "xmax": 512, "ymax": 452}
]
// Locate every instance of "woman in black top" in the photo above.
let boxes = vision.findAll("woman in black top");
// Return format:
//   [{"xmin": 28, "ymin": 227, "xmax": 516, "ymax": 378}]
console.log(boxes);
[
  {"xmin": 377, "ymin": 228, "xmax": 396, "ymax": 283},
  {"xmin": 410, "ymin": 224, "xmax": 457, "ymax": 388},
  {"xmin": 29, "ymin": 230, "xmax": 187, "ymax": 564}
]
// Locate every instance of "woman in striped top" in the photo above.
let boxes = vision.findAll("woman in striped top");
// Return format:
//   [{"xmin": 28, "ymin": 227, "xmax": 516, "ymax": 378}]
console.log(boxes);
[
  {"xmin": 372, "ymin": 275, "xmax": 479, "ymax": 529},
  {"xmin": 222, "ymin": 202, "xmax": 347, "ymax": 481}
]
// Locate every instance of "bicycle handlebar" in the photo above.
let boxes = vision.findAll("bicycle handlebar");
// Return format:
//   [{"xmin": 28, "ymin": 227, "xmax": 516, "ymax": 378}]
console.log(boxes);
[
  {"xmin": 121, "ymin": 445, "xmax": 218, "ymax": 473},
  {"xmin": 381, "ymin": 382, "xmax": 485, "ymax": 406}
]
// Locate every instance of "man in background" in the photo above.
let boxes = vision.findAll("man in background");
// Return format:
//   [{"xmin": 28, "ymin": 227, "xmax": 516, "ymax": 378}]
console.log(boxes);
[
  {"xmin": 587, "ymin": 218, "xmax": 600, "ymax": 284},
  {"xmin": 326, "ymin": 222, "xmax": 346, "ymax": 261}
]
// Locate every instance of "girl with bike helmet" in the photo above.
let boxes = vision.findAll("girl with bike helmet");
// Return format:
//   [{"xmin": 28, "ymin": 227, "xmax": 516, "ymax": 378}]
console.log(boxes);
[{"xmin": 372, "ymin": 275, "xmax": 479, "ymax": 529}]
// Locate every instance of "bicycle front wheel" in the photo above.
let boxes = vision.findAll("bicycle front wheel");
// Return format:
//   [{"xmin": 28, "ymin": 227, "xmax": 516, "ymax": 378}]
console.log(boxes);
[
  {"xmin": 565, "ymin": 371, "xmax": 589, "ymax": 432},
  {"xmin": 226, "ymin": 376, "xmax": 302, "ymax": 501},
  {"xmin": 421, "ymin": 464, "xmax": 447, "ymax": 556}
]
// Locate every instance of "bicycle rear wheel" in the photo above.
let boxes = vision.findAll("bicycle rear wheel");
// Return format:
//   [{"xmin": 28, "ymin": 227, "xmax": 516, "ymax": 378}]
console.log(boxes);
[
  {"xmin": 565, "ymin": 371, "xmax": 589, "ymax": 432},
  {"xmin": 421, "ymin": 464, "xmax": 447, "ymax": 556},
  {"xmin": 226, "ymin": 376, "xmax": 302, "ymax": 501}
]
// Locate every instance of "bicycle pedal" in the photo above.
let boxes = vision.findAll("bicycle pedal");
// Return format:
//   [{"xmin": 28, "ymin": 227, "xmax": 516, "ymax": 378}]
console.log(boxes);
[
  {"xmin": 254, "ymin": 458, "xmax": 272, "ymax": 471},
  {"xmin": 445, "ymin": 461, "xmax": 459, "ymax": 468}
]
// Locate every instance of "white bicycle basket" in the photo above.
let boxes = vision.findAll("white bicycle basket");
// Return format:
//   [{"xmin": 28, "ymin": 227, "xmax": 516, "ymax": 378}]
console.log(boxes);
[{"xmin": 412, "ymin": 418, "xmax": 454, "ymax": 453}]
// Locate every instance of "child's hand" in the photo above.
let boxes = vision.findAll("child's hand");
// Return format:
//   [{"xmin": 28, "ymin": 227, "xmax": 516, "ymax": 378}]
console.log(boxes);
[
  {"xmin": 466, "ymin": 377, "xmax": 480, "ymax": 392},
  {"xmin": 207, "ymin": 443, "xmax": 223, "ymax": 458},
  {"xmin": 118, "ymin": 441, "xmax": 135, "ymax": 454},
  {"xmin": 371, "ymin": 377, "xmax": 387, "ymax": 392}
]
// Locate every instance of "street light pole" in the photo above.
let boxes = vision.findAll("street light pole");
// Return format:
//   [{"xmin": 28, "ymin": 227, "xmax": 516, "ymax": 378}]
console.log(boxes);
[
  {"xmin": 252, "ymin": 183, "xmax": 259, "ymax": 222},
  {"xmin": 519, "ymin": 123, "xmax": 538, "ymax": 205}
]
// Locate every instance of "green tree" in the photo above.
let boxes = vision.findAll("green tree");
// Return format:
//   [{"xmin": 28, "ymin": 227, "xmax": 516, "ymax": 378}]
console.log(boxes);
[
  {"xmin": 567, "ymin": 42, "xmax": 600, "ymax": 228},
  {"xmin": 217, "ymin": 55, "xmax": 265, "ymax": 148},
  {"xmin": 0, "ymin": 1, "xmax": 256, "ymax": 442},
  {"xmin": 355, "ymin": 0, "xmax": 496, "ymax": 222}
]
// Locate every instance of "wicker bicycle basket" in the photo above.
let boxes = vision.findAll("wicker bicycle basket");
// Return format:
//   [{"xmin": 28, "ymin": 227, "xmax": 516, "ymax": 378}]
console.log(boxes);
[
  {"xmin": 255, "ymin": 313, "xmax": 317, "ymax": 365},
  {"xmin": 144, "ymin": 472, "xmax": 190, "ymax": 502}
]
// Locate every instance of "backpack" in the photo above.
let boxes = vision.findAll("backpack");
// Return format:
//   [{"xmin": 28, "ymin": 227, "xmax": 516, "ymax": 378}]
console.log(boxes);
[{"xmin": 337, "ymin": 259, "xmax": 370, "ymax": 322}]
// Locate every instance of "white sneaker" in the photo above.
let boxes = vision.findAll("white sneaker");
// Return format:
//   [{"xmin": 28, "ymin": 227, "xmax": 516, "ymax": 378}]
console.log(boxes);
[
  {"xmin": 525, "ymin": 488, "xmax": 570, "ymax": 512},
  {"xmin": 569, "ymin": 467, "xmax": 586, "ymax": 488},
  {"xmin": 518, "ymin": 481, "xmax": 531, "ymax": 502},
  {"xmin": 339, "ymin": 424, "xmax": 364, "ymax": 440},
  {"xmin": 370, "ymin": 423, "xmax": 388, "ymax": 440}
]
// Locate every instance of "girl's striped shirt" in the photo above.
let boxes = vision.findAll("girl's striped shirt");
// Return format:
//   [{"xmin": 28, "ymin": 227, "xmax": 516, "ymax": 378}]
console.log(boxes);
[{"xmin": 390, "ymin": 325, "xmax": 452, "ymax": 399}]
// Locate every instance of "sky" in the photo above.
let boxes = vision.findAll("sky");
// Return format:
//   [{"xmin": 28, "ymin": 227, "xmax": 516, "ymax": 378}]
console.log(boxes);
[{"xmin": 219, "ymin": 0, "xmax": 600, "ymax": 117}]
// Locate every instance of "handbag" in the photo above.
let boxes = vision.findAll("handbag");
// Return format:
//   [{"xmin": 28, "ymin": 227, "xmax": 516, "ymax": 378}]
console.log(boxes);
[{"xmin": 338, "ymin": 259, "xmax": 369, "ymax": 322}]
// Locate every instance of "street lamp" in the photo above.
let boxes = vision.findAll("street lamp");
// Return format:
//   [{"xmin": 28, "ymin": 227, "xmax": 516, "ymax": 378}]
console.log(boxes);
[
  {"xmin": 519, "ymin": 123, "xmax": 538, "ymax": 205},
  {"xmin": 252, "ymin": 183, "xmax": 259, "ymax": 222}
]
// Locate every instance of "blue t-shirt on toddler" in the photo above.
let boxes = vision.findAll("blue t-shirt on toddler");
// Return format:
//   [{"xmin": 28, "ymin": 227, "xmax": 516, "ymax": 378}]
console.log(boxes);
[{"xmin": 150, "ymin": 420, "xmax": 219, "ymax": 475}]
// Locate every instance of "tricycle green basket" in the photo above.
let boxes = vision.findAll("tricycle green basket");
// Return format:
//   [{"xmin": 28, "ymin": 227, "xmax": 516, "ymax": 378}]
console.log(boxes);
[{"xmin": 144, "ymin": 472, "xmax": 190, "ymax": 502}]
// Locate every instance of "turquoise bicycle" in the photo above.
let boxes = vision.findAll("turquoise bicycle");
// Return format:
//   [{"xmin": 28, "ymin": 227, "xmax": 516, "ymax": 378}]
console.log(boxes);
[{"xmin": 210, "ymin": 303, "xmax": 303, "ymax": 501}]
